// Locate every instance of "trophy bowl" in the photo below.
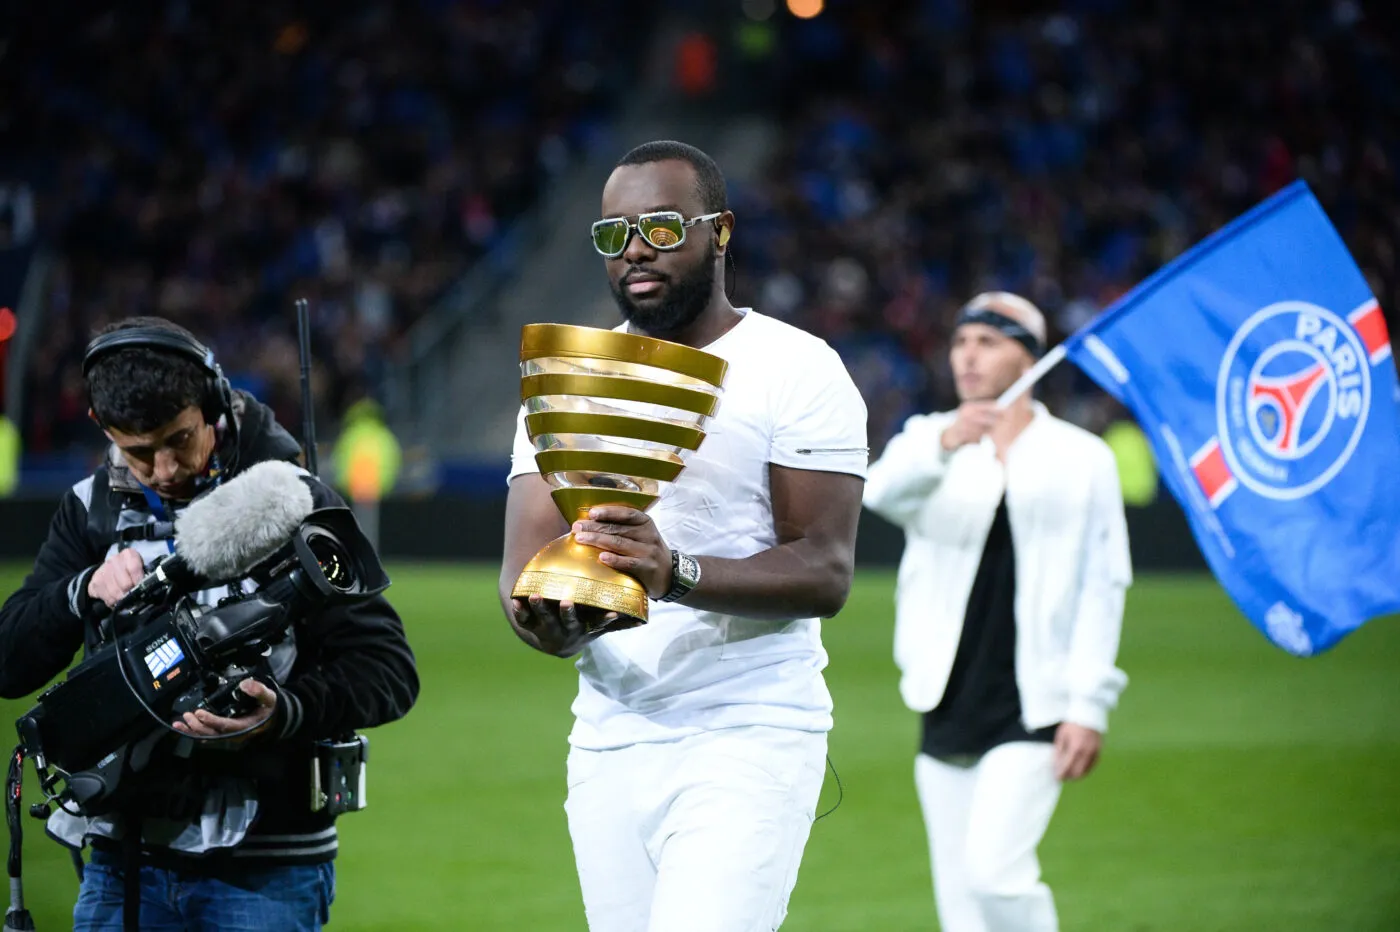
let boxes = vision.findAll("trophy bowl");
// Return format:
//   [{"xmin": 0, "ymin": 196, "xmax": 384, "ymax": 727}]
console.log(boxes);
[{"xmin": 511, "ymin": 323, "xmax": 728, "ymax": 627}]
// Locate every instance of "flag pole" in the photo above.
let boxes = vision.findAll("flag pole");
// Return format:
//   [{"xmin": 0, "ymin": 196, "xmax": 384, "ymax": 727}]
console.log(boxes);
[{"xmin": 996, "ymin": 343, "xmax": 1067, "ymax": 409}]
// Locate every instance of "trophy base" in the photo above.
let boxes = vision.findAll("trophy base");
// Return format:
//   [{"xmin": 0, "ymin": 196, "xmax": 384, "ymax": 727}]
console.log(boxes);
[{"xmin": 512, "ymin": 533, "xmax": 650, "ymax": 627}]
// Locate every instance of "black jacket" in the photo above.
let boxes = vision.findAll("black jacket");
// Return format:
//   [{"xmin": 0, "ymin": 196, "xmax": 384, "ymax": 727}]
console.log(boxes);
[{"xmin": 0, "ymin": 391, "xmax": 418, "ymax": 868}]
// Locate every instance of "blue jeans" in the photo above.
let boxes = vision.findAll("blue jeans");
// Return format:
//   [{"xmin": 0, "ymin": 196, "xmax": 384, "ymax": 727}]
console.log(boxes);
[{"xmin": 73, "ymin": 848, "xmax": 335, "ymax": 931}]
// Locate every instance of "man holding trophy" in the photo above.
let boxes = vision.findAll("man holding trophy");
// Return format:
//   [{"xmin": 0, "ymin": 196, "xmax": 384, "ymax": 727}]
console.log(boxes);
[{"xmin": 498, "ymin": 140, "xmax": 868, "ymax": 932}]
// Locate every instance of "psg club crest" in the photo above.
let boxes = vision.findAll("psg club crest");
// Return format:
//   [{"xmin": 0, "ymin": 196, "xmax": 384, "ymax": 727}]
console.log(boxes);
[{"xmin": 1191, "ymin": 299, "xmax": 1392, "ymax": 506}]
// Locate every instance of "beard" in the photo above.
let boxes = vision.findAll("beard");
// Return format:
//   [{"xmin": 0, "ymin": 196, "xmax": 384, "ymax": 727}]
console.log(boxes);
[{"xmin": 610, "ymin": 244, "xmax": 716, "ymax": 339}]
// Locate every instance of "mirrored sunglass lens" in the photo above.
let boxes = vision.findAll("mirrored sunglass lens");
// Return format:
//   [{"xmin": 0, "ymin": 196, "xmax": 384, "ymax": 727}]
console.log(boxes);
[
  {"xmin": 640, "ymin": 215, "xmax": 684, "ymax": 249},
  {"xmin": 593, "ymin": 220, "xmax": 629, "ymax": 255}
]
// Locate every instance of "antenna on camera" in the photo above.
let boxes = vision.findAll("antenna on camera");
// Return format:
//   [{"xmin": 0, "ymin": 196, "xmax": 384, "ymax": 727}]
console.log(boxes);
[{"xmin": 295, "ymin": 298, "xmax": 319, "ymax": 477}]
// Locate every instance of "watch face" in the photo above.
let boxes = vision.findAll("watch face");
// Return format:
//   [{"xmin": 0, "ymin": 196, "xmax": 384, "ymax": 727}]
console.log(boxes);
[{"xmin": 678, "ymin": 553, "xmax": 700, "ymax": 586}]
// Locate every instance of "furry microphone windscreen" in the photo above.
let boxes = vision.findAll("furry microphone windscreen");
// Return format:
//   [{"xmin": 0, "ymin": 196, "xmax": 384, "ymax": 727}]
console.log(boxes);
[{"xmin": 175, "ymin": 460, "xmax": 316, "ymax": 580}]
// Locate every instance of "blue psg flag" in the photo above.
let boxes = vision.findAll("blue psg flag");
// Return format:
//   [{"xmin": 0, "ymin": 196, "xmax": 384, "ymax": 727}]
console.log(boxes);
[{"xmin": 1062, "ymin": 180, "xmax": 1400, "ymax": 655}]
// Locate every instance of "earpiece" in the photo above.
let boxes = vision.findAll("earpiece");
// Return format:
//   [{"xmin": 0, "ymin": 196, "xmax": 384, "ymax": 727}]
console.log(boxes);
[{"xmin": 718, "ymin": 224, "xmax": 731, "ymax": 248}]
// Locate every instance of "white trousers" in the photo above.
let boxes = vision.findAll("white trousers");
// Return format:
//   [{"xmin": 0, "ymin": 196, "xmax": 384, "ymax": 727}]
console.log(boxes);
[
  {"xmin": 564, "ymin": 725, "xmax": 828, "ymax": 932},
  {"xmin": 915, "ymin": 743, "xmax": 1062, "ymax": 932}
]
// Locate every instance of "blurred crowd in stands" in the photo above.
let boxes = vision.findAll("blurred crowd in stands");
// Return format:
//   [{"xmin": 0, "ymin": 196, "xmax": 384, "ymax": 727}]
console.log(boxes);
[
  {"xmin": 5, "ymin": 0, "xmax": 1396, "ymax": 474},
  {"xmin": 6, "ymin": 0, "xmax": 650, "ymax": 457},
  {"xmin": 726, "ymin": 0, "xmax": 1397, "ymax": 454}
]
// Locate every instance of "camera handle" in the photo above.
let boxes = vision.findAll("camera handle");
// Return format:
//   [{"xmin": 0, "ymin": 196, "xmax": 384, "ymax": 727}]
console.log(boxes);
[
  {"xmin": 4, "ymin": 746, "xmax": 35, "ymax": 931},
  {"xmin": 109, "ymin": 616, "xmax": 278, "ymax": 746}
]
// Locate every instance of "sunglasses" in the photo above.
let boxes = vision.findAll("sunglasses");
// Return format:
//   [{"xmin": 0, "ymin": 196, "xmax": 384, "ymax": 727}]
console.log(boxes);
[{"xmin": 591, "ymin": 210, "xmax": 724, "ymax": 258}]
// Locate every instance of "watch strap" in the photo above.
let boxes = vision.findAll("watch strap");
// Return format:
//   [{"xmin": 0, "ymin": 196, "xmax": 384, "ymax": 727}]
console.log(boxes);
[{"xmin": 659, "ymin": 549, "xmax": 699, "ymax": 603}]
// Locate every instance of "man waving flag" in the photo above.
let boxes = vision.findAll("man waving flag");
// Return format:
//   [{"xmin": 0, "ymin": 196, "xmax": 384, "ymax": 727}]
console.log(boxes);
[{"xmin": 1010, "ymin": 181, "xmax": 1399, "ymax": 655}]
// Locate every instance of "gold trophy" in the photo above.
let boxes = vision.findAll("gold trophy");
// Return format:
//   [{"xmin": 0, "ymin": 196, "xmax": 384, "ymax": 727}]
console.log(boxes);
[{"xmin": 511, "ymin": 324, "xmax": 729, "ymax": 626}]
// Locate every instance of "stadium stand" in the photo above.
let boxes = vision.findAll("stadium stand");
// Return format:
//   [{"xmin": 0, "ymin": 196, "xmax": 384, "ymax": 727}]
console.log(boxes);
[
  {"xmin": 6, "ymin": 0, "xmax": 655, "ymax": 460},
  {"xmin": 727, "ymin": 0, "xmax": 1398, "ymax": 454},
  {"xmin": 3, "ymin": 0, "xmax": 1394, "ymax": 473}
]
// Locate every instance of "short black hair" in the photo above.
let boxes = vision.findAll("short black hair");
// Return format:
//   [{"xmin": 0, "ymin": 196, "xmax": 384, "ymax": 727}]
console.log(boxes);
[
  {"xmin": 616, "ymin": 140, "xmax": 728, "ymax": 214},
  {"xmin": 86, "ymin": 316, "xmax": 211, "ymax": 433}
]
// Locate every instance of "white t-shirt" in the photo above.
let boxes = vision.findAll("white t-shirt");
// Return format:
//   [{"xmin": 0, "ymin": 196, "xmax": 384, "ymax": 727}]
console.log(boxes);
[{"xmin": 508, "ymin": 309, "xmax": 869, "ymax": 749}]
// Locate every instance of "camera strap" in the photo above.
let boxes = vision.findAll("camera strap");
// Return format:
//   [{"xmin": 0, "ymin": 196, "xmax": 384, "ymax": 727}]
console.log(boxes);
[
  {"xmin": 116, "ymin": 745, "xmax": 147, "ymax": 932},
  {"xmin": 86, "ymin": 470, "xmax": 118, "ymax": 553},
  {"xmin": 120, "ymin": 810, "xmax": 142, "ymax": 932}
]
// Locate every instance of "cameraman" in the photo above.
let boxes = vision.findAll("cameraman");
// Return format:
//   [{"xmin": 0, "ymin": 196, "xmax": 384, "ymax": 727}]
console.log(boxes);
[{"xmin": 0, "ymin": 317, "xmax": 419, "ymax": 930}]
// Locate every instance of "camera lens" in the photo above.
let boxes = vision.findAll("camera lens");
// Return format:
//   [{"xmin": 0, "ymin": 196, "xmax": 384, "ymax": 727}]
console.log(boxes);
[{"xmin": 304, "ymin": 529, "xmax": 356, "ymax": 592}]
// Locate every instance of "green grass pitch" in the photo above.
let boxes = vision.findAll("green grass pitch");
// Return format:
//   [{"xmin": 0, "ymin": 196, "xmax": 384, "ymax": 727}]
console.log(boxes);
[{"xmin": 0, "ymin": 563, "xmax": 1396, "ymax": 930}]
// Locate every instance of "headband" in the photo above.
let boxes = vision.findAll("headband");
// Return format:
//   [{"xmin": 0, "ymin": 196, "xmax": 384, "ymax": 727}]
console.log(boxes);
[{"xmin": 954, "ymin": 306, "xmax": 1045, "ymax": 358}]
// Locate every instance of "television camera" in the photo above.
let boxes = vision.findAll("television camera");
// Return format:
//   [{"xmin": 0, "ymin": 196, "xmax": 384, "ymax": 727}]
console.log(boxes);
[{"xmin": 15, "ymin": 504, "xmax": 387, "ymax": 817}]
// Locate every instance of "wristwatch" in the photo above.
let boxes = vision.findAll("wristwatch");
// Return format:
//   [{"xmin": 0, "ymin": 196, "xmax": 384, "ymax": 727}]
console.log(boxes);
[{"xmin": 659, "ymin": 550, "xmax": 701, "ymax": 603}]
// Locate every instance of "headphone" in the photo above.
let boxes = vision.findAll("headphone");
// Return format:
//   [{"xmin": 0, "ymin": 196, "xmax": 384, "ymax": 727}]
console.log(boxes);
[
  {"xmin": 718, "ymin": 222, "xmax": 731, "ymax": 248},
  {"xmin": 82, "ymin": 327, "xmax": 238, "ymax": 462}
]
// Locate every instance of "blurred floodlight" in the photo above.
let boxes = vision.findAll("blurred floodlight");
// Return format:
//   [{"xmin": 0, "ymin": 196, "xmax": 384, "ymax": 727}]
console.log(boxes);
[{"xmin": 743, "ymin": 0, "xmax": 776, "ymax": 20}]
